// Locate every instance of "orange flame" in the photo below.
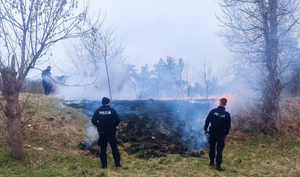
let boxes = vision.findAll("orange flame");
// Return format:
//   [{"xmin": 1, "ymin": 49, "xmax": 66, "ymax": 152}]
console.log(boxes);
[
  {"xmin": 157, "ymin": 93, "xmax": 236, "ymax": 102},
  {"xmin": 158, "ymin": 96, "xmax": 176, "ymax": 100},
  {"xmin": 184, "ymin": 93, "xmax": 189, "ymax": 99},
  {"xmin": 196, "ymin": 95, "xmax": 201, "ymax": 99},
  {"xmin": 210, "ymin": 93, "xmax": 236, "ymax": 105}
]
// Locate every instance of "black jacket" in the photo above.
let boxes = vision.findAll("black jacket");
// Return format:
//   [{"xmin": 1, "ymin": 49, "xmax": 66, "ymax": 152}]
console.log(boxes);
[
  {"xmin": 204, "ymin": 106, "xmax": 231, "ymax": 135},
  {"xmin": 41, "ymin": 69, "xmax": 52, "ymax": 84},
  {"xmin": 91, "ymin": 105, "xmax": 120, "ymax": 132}
]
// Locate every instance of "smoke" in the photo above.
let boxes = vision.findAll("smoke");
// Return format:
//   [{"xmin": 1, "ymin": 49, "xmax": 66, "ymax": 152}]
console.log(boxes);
[
  {"xmin": 85, "ymin": 126, "xmax": 98, "ymax": 143},
  {"xmin": 51, "ymin": 56, "xmax": 247, "ymax": 150},
  {"xmin": 54, "ymin": 62, "xmax": 137, "ymax": 100},
  {"xmin": 169, "ymin": 100, "xmax": 210, "ymax": 149},
  {"xmin": 65, "ymin": 99, "xmax": 212, "ymax": 150}
]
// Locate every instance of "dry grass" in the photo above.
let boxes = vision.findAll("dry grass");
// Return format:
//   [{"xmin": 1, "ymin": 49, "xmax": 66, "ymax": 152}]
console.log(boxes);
[
  {"xmin": 0, "ymin": 93, "xmax": 89, "ymax": 150},
  {"xmin": 230, "ymin": 97, "xmax": 300, "ymax": 138},
  {"xmin": 279, "ymin": 97, "xmax": 300, "ymax": 135}
]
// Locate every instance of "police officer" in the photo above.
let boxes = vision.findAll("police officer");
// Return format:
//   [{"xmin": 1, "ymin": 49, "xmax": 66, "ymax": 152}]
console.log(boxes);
[
  {"xmin": 91, "ymin": 97, "xmax": 121, "ymax": 168},
  {"xmin": 204, "ymin": 98, "xmax": 231, "ymax": 171}
]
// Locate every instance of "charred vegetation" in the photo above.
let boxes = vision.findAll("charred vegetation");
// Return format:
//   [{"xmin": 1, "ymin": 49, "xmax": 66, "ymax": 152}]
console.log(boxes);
[{"xmin": 69, "ymin": 99, "xmax": 210, "ymax": 159}]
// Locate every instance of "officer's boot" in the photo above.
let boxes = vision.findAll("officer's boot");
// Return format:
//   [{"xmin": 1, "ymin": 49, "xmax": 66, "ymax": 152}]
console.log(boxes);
[
  {"xmin": 215, "ymin": 164, "xmax": 225, "ymax": 171},
  {"xmin": 209, "ymin": 159, "xmax": 214, "ymax": 166},
  {"xmin": 115, "ymin": 161, "xmax": 122, "ymax": 168}
]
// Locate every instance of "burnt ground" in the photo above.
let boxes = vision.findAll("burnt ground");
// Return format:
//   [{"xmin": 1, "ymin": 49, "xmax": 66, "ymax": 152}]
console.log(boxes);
[{"xmin": 70, "ymin": 99, "xmax": 212, "ymax": 159}]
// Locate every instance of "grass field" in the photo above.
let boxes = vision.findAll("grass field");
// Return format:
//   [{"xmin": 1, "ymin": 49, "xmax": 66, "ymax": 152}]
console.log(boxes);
[
  {"xmin": 0, "ymin": 94, "xmax": 300, "ymax": 177},
  {"xmin": 1, "ymin": 135, "xmax": 300, "ymax": 177}
]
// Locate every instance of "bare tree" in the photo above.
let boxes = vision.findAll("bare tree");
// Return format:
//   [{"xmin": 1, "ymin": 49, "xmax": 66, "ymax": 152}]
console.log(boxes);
[
  {"xmin": 151, "ymin": 77, "xmax": 162, "ymax": 100},
  {"xmin": 69, "ymin": 23, "xmax": 125, "ymax": 101},
  {"xmin": 195, "ymin": 59, "xmax": 218, "ymax": 104},
  {"xmin": 182, "ymin": 61, "xmax": 194, "ymax": 100},
  {"xmin": 165, "ymin": 57, "xmax": 186, "ymax": 100},
  {"xmin": 0, "ymin": 0, "xmax": 94, "ymax": 157},
  {"xmin": 217, "ymin": 0, "xmax": 300, "ymax": 131},
  {"xmin": 67, "ymin": 18, "xmax": 104, "ymax": 77},
  {"xmin": 137, "ymin": 65, "xmax": 151, "ymax": 100},
  {"xmin": 101, "ymin": 29, "xmax": 125, "ymax": 101}
]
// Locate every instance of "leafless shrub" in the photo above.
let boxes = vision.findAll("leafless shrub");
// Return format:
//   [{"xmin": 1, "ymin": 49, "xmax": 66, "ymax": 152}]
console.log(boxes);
[
  {"xmin": 21, "ymin": 79, "xmax": 44, "ymax": 94},
  {"xmin": 231, "ymin": 103, "xmax": 265, "ymax": 134},
  {"xmin": 277, "ymin": 98, "xmax": 300, "ymax": 137},
  {"xmin": 232, "ymin": 97, "xmax": 300, "ymax": 137}
]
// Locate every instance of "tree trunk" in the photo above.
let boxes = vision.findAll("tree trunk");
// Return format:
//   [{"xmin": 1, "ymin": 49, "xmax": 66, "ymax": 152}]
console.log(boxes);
[
  {"xmin": 261, "ymin": 0, "xmax": 281, "ymax": 131},
  {"xmin": 262, "ymin": 80, "xmax": 281, "ymax": 131},
  {"xmin": 1, "ymin": 66, "xmax": 24, "ymax": 158},
  {"xmin": 104, "ymin": 47, "xmax": 113, "ymax": 101},
  {"xmin": 7, "ymin": 98, "xmax": 24, "ymax": 158}
]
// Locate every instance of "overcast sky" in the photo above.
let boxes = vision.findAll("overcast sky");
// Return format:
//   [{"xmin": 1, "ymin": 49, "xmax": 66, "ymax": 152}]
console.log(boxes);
[
  {"xmin": 32, "ymin": 0, "xmax": 232, "ymax": 81},
  {"xmin": 86, "ymin": 0, "xmax": 232, "ymax": 71}
]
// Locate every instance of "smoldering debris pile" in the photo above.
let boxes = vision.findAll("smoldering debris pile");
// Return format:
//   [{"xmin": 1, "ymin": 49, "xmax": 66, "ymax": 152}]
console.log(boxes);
[{"xmin": 68, "ymin": 99, "xmax": 211, "ymax": 158}]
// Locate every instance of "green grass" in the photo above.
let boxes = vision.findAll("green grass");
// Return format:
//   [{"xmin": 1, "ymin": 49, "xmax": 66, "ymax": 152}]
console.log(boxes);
[{"xmin": 1, "ymin": 135, "xmax": 300, "ymax": 177}]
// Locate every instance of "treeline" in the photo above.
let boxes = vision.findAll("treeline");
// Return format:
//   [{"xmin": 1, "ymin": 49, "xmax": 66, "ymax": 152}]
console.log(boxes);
[
  {"xmin": 107, "ymin": 56, "xmax": 223, "ymax": 101},
  {"xmin": 23, "ymin": 54, "xmax": 300, "ymax": 102}
]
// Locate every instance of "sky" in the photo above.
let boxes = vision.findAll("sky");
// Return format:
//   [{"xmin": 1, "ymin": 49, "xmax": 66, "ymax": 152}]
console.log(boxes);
[
  {"xmin": 87, "ymin": 0, "xmax": 232, "ymax": 71},
  {"xmin": 35, "ymin": 0, "xmax": 232, "ymax": 77}
]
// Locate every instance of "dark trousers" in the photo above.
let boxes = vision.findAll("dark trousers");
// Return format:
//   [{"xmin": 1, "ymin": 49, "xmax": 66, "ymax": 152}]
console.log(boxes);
[
  {"xmin": 98, "ymin": 129, "xmax": 120, "ymax": 167},
  {"xmin": 43, "ymin": 80, "xmax": 52, "ymax": 95},
  {"xmin": 209, "ymin": 132, "xmax": 225, "ymax": 166}
]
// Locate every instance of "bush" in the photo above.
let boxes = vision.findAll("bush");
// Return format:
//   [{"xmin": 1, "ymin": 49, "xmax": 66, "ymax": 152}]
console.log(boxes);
[
  {"xmin": 230, "ymin": 103, "xmax": 265, "ymax": 133},
  {"xmin": 231, "ymin": 97, "xmax": 300, "ymax": 137},
  {"xmin": 21, "ymin": 79, "xmax": 44, "ymax": 94}
]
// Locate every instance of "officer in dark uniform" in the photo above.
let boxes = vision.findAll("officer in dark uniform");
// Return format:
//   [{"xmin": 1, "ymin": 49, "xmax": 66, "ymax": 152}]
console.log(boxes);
[
  {"xmin": 91, "ymin": 97, "xmax": 121, "ymax": 168},
  {"xmin": 204, "ymin": 98, "xmax": 231, "ymax": 171}
]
